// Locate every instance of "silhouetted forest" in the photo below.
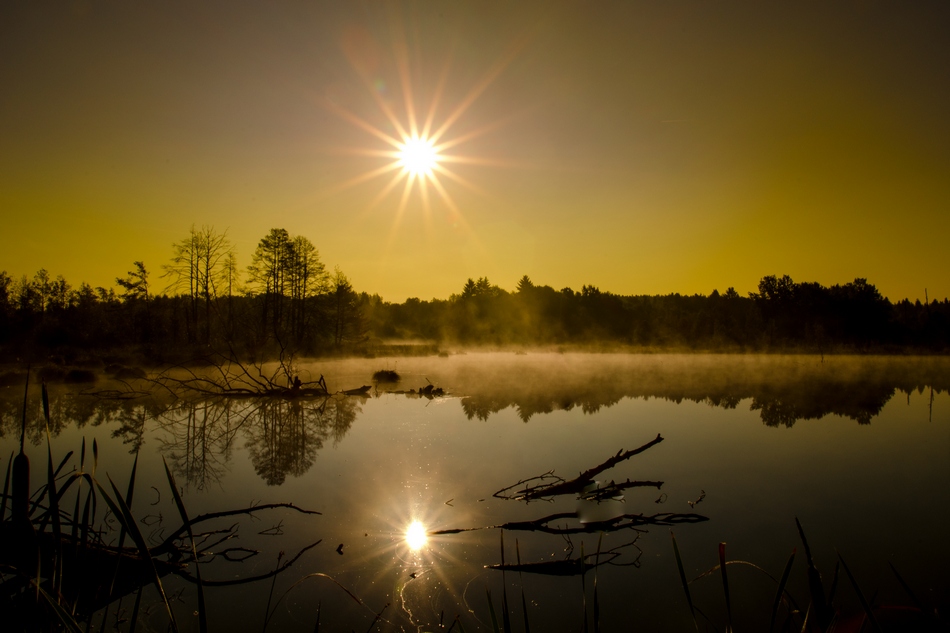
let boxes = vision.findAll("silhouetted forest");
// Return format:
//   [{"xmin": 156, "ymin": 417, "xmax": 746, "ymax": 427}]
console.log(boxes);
[
  {"xmin": 363, "ymin": 274, "xmax": 949, "ymax": 352},
  {"xmin": 0, "ymin": 227, "xmax": 366, "ymax": 361},
  {"xmin": 1, "ymin": 227, "xmax": 948, "ymax": 360}
]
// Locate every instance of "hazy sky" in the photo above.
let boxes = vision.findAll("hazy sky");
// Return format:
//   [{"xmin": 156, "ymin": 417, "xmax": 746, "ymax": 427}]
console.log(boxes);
[{"xmin": 2, "ymin": 1, "xmax": 947, "ymax": 302}]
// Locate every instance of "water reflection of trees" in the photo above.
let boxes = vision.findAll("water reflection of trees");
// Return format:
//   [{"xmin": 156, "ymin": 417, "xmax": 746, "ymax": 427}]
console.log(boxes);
[
  {"xmin": 156, "ymin": 396, "xmax": 363, "ymax": 488},
  {"xmin": 460, "ymin": 390, "xmax": 624, "ymax": 422},
  {"xmin": 0, "ymin": 386, "xmax": 170, "ymax": 449},
  {"xmin": 0, "ymin": 387, "xmax": 364, "ymax": 489},
  {"xmin": 456, "ymin": 368, "xmax": 947, "ymax": 427},
  {"xmin": 155, "ymin": 399, "xmax": 244, "ymax": 489},
  {"xmin": 246, "ymin": 397, "xmax": 361, "ymax": 485}
]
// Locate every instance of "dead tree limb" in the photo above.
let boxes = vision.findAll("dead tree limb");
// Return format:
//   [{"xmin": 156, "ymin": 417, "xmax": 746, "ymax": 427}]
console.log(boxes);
[
  {"xmin": 153, "ymin": 502, "xmax": 321, "ymax": 555},
  {"xmin": 431, "ymin": 511, "xmax": 708, "ymax": 536},
  {"xmin": 175, "ymin": 540, "xmax": 321, "ymax": 586},
  {"xmin": 494, "ymin": 434, "xmax": 665, "ymax": 501}
]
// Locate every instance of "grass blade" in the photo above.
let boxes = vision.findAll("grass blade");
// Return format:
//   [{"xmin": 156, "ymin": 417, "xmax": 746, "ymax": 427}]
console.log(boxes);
[
  {"xmin": 129, "ymin": 584, "xmax": 143, "ymax": 633},
  {"xmin": 96, "ymin": 476, "xmax": 180, "ymax": 633},
  {"xmin": 888, "ymin": 561, "xmax": 925, "ymax": 612},
  {"xmin": 795, "ymin": 517, "xmax": 829, "ymax": 629},
  {"xmin": 799, "ymin": 600, "xmax": 811, "ymax": 633},
  {"xmin": 41, "ymin": 381, "xmax": 50, "ymax": 429},
  {"xmin": 837, "ymin": 551, "xmax": 883, "ymax": 633},
  {"xmin": 499, "ymin": 531, "xmax": 511, "ymax": 633},
  {"xmin": 485, "ymin": 588, "xmax": 500, "ymax": 633},
  {"xmin": 594, "ymin": 533, "xmax": 602, "ymax": 633},
  {"xmin": 71, "ymin": 438, "xmax": 87, "ymax": 544},
  {"xmin": 79, "ymin": 474, "xmax": 95, "ymax": 547},
  {"xmin": 164, "ymin": 457, "xmax": 207, "ymax": 633},
  {"xmin": 118, "ymin": 451, "xmax": 139, "ymax": 550},
  {"xmin": 29, "ymin": 578, "xmax": 84, "ymax": 633},
  {"xmin": 719, "ymin": 542, "xmax": 733, "ymax": 633},
  {"xmin": 262, "ymin": 551, "xmax": 285, "ymax": 632},
  {"xmin": 364, "ymin": 602, "xmax": 389, "ymax": 633},
  {"xmin": 827, "ymin": 560, "xmax": 840, "ymax": 605},
  {"xmin": 13, "ymin": 371, "xmax": 31, "ymax": 523},
  {"xmin": 1, "ymin": 451, "xmax": 11, "ymax": 521},
  {"xmin": 516, "ymin": 539, "xmax": 531, "ymax": 633},
  {"xmin": 43, "ymin": 394, "xmax": 64, "ymax": 595},
  {"xmin": 671, "ymin": 530, "xmax": 699, "ymax": 632},
  {"xmin": 770, "ymin": 548, "xmax": 796, "ymax": 633},
  {"xmin": 581, "ymin": 540, "xmax": 588, "ymax": 633},
  {"xmin": 19, "ymin": 365, "xmax": 30, "ymax": 453}
]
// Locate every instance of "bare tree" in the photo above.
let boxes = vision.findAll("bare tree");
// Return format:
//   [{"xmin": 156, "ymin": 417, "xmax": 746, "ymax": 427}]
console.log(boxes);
[{"xmin": 163, "ymin": 226, "xmax": 235, "ymax": 342}]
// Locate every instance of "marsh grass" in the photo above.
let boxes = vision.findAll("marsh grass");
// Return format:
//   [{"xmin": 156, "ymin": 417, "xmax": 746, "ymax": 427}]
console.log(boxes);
[
  {"xmin": 669, "ymin": 519, "xmax": 947, "ymax": 633},
  {"xmin": 0, "ymin": 379, "xmax": 322, "ymax": 633}
]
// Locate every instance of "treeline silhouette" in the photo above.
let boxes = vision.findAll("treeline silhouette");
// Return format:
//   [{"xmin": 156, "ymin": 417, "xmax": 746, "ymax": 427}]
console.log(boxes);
[
  {"xmin": 0, "ymin": 226, "xmax": 366, "ymax": 361},
  {"xmin": 365, "ymin": 274, "xmax": 949, "ymax": 352},
  {"xmin": 2, "ymin": 230, "xmax": 948, "ymax": 359}
]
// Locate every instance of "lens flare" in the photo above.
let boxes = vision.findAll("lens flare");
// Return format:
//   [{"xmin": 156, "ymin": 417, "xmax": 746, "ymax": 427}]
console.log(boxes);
[{"xmin": 406, "ymin": 520, "xmax": 428, "ymax": 551}]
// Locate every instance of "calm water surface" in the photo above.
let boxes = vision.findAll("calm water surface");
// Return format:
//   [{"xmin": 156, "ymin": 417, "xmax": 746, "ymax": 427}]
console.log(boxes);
[{"xmin": 2, "ymin": 354, "xmax": 948, "ymax": 631}]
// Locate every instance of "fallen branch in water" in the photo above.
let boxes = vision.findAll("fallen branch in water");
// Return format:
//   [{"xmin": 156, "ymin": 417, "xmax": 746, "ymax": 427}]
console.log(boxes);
[
  {"xmin": 580, "ymin": 479, "xmax": 665, "ymax": 501},
  {"xmin": 431, "ymin": 510, "xmax": 708, "ymax": 536},
  {"xmin": 153, "ymin": 502, "xmax": 321, "ymax": 556},
  {"xmin": 153, "ymin": 361, "xmax": 329, "ymax": 398},
  {"xmin": 494, "ymin": 434, "xmax": 665, "ymax": 501},
  {"xmin": 175, "ymin": 540, "xmax": 322, "ymax": 586}
]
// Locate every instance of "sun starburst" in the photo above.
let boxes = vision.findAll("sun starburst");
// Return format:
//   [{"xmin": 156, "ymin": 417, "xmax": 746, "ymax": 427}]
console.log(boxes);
[{"xmin": 322, "ymin": 26, "xmax": 525, "ymax": 237}]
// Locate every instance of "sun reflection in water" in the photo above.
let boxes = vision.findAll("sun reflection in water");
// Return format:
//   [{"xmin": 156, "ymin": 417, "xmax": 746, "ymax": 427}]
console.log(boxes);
[{"xmin": 405, "ymin": 520, "xmax": 428, "ymax": 551}]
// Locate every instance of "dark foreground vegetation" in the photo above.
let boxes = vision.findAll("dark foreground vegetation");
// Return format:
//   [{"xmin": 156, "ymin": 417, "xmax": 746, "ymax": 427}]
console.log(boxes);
[
  {"xmin": 1, "ymin": 378, "xmax": 322, "ymax": 633},
  {"xmin": 1, "ymin": 226, "xmax": 948, "ymax": 361}
]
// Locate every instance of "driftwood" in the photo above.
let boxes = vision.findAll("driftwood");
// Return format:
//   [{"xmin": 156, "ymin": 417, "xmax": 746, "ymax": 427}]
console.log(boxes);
[
  {"xmin": 494, "ymin": 434, "xmax": 665, "ymax": 501},
  {"xmin": 175, "ymin": 540, "xmax": 323, "ymax": 587},
  {"xmin": 431, "ymin": 511, "xmax": 708, "ymax": 536},
  {"xmin": 154, "ymin": 362, "xmax": 329, "ymax": 398},
  {"xmin": 152, "ymin": 502, "xmax": 322, "ymax": 556},
  {"xmin": 149, "ymin": 342, "xmax": 331, "ymax": 398}
]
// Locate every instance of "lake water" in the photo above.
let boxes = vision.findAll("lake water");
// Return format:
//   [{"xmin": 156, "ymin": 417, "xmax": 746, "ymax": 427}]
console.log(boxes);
[{"xmin": 2, "ymin": 354, "xmax": 948, "ymax": 631}]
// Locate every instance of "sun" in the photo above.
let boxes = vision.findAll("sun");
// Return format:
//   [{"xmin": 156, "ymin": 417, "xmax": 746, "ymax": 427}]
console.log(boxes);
[
  {"xmin": 405, "ymin": 520, "xmax": 428, "ymax": 551},
  {"xmin": 398, "ymin": 136, "xmax": 438, "ymax": 176},
  {"xmin": 322, "ymin": 28, "xmax": 523, "ymax": 230}
]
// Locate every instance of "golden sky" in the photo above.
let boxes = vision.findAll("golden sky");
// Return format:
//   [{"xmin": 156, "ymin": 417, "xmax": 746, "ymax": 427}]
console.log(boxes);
[{"xmin": 1, "ymin": 1, "xmax": 947, "ymax": 302}]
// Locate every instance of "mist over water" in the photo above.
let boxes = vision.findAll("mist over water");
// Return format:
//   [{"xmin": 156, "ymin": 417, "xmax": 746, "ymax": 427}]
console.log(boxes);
[
  {"xmin": 1, "ymin": 353, "xmax": 947, "ymax": 631},
  {"xmin": 306, "ymin": 352, "xmax": 948, "ymax": 425}
]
